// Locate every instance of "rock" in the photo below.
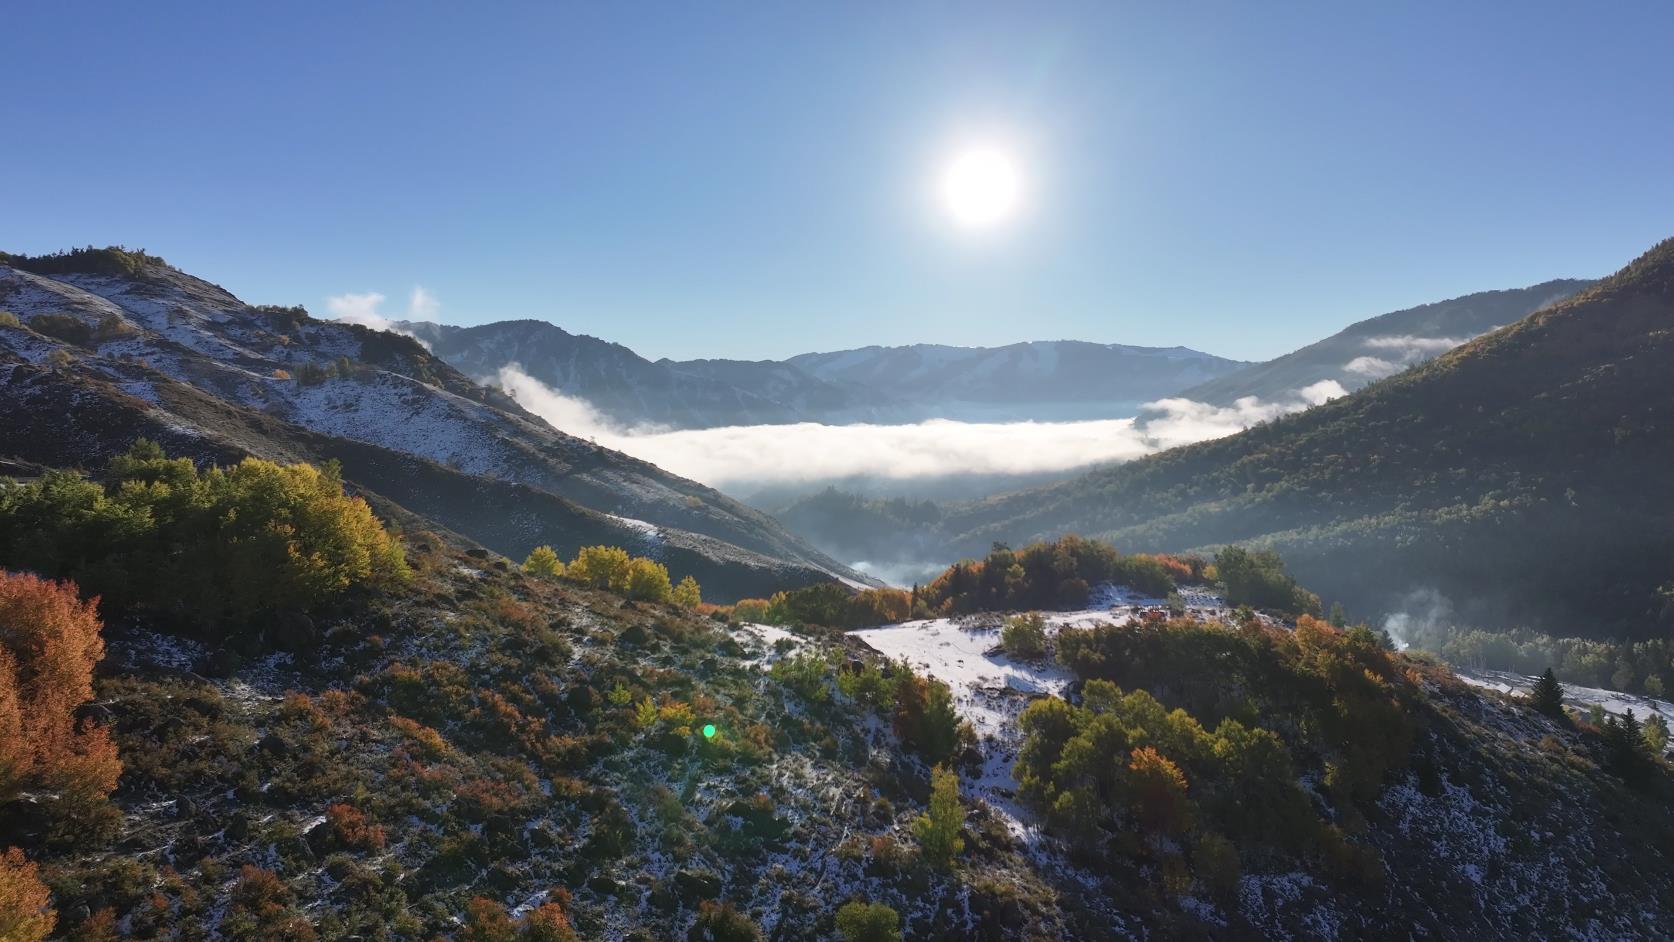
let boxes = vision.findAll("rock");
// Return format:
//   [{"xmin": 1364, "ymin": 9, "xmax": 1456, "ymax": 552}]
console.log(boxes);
[
  {"xmin": 588, "ymin": 874, "xmax": 624, "ymax": 895},
  {"xmin": 196, "ymin": 647, "xmax": 242, "ymax": 678},
  {"xmin": 272, "ymin": 610, "xmax": 319, "ymax": 653},
  {"xmin": 674, "ymin": 868, "xmax": 722, "ymax": 900}
]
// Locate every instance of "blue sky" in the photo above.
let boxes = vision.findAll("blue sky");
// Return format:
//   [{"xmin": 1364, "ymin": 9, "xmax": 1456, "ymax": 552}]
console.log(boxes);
[{"xmin": 5, "ymin": 1, "xmax": 1671, "ymax": 361}]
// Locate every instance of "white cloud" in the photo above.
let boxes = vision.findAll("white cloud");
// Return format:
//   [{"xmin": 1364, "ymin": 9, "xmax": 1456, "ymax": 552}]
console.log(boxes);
[
  {"xmin": 1361, "ymin": 334, "xmax": 1468, "ymax": 355},
  {"xmin": 1339, "ymin": 334, "xmax": 1475, "ymax": 380},
  {"xmin": 1344, "ymin": 355, "xmax": 1400, "ymax": 379},
  {"xmin": 407, "ymin": 286, "xmax": 440, "ymax": 321},
  {"xmin": 325, "ymin": 286, "xmax": 438, "ymax": 346},
  {"xmin": 496, "ymin": 365, "xmax": 1345, "ymax": 489}
]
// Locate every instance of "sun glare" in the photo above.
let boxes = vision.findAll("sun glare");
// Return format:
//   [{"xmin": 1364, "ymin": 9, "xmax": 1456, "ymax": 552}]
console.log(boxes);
[{"xmin": 939, "ymin": 147, "xmax": 1022, "ymax": 229}]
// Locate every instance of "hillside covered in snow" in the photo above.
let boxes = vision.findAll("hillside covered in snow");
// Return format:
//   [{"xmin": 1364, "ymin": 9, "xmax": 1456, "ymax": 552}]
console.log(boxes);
[{"xmin": 0, "ymin": 248, "xmax": 870, "ymax": 600}]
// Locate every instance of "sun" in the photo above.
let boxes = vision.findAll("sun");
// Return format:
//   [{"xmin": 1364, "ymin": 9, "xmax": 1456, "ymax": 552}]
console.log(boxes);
[{"xmin": 939, "ymin": 147, "xmax": 1022, "ymax": 229}]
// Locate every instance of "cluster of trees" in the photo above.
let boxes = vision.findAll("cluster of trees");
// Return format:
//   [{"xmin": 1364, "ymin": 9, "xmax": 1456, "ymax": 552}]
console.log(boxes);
[
  {"xmin": 0, "ymin": 442, "xmax": 409, "ymax": 638},
  {"xmin": 1, "ymin": 571, "xmax": 123, "ymax": 940},
  {"xmin": 459, "ymin": 895, "xmax": 578, "ymax": 942},
  {"xmin": 1424, "ymin": 626, "xmax": 1674, "ymax": 699},
  {"xmin": 730, "ymin": 583, "xmax": 913, "ymax": 629},
  {"xmin": 922, "ymin": 536, "xmax": 1179, "ymax": 615},
  {"xmin": 289, "ymin": 356, "xmax": 372, "ymax": 386},
  {"xmin": 1213, "ymin": 546, "xmax": 1321, "ymax": 616},
  {"xmin": 0, "ymin": 245, "xmax": 168, "ymax": 278},
  {"xmin": 17, "ymin": 311, "xmax": 137, "ymax": 348},
  {"xmin": 1021, "ymin": 614, "xmax": 1416, "ymax": 894},
  {"xmin": 1597, "ymin": 709, "xmax": 1669, "ymax": 782},
  {"xmin": 522, "ymin": 544, "xmax": 701, "ymax": 607},
  {"xmin": 773, "ymin": 652, "xmax": 971, "ymax": 766}
]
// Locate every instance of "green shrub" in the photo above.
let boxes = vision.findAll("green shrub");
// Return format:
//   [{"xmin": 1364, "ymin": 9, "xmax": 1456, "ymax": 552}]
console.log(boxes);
[
  {"xmin": 689, "ymin": 900, "xmax": 761, "ymax": 942},
  {"xmin": 835, "ymin": 900, "xmax": 900, "ymax": 942},
  {"xmin": 1001, "ymin": 612, "xmax": 1048, "ymax": 659},
  {"xmin": 0, "ymin": 441, "xmax": 408, "ymax": 636},
  {"xmin": 25, "ymin": 313, "xmax": 94, "ymax": 346}
]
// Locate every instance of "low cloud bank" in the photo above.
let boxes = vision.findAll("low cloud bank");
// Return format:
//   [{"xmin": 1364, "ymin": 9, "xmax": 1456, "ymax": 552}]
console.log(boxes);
[
  {"xmin": 497, "ymin": 366, "xmax": 1345, "ymax": 489},
  {"xmin": 1343, "ymin": 334, "xmax": 1473, "ymax": 380}
]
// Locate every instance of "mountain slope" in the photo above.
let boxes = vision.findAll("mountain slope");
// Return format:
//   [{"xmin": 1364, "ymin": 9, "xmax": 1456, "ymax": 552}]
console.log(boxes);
[
  {"xmin": 1174, "ymin": 279, "xmax": 1593, "ymax": 405},
  {"xmin": 935, "ymin": 239, "xmax": 1674, "ymax": 635},
  {"xmin": 0, "ymin": 249, "xmax": 871, "ymax": 598},
  {"xmin": 402, "ymin": 319, "xmax": 888, "ymax": 429}
]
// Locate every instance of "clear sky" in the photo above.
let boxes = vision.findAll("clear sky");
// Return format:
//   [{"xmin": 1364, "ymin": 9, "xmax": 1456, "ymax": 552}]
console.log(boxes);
[{"xmin": 5, "ymin": 1, "xmax": 1671, "ymax": 362}]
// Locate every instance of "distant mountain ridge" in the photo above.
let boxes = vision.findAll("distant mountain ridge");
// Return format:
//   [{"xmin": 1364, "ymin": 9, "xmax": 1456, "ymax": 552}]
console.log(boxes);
[
  {"xmin": 1174, "ymin": 279, "xmax": 1594, "ymax": 405},
  {"xmin": 400, "ymin": 319, "xmax": 1251, "ymax": 428},
  {"xmin": 0, "ymin": 248, "xmax": 871, "ymax": 599}
]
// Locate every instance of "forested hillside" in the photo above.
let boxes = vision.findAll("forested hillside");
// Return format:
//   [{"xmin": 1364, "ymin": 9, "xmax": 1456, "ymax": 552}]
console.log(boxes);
[
  {"xmin": 934, "ymin": 238, "xmax": 1674, "ymax": 637},
  {"xmin": 1171, "ymin": 279, "xmax": 1592, "ymax": 405}
]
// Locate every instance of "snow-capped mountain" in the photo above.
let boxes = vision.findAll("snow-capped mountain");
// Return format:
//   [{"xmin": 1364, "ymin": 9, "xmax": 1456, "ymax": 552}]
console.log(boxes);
[
  {"xmin": 0, "ymin": 250, "xmax": 871, "ymax": 599},
  {"xmin": 402, "ymin": 320, "xmax": 1250, "ymax": 428}
]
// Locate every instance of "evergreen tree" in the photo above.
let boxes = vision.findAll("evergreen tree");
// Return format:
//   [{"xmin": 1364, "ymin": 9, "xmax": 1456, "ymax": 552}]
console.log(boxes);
[
  {"xmin": 913, "ymin": 765, "xmax": 965, "ymax": 869},
  {"xmin": 1529, "ymin": 668, "xmax": 1566, "ymax": 717}
]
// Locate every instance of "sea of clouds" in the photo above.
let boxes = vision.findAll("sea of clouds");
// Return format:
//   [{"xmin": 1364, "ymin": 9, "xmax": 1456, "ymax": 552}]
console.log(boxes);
[{"xmin": 496, "ymin": 365, "xmax": 1346, "ymax": 489}]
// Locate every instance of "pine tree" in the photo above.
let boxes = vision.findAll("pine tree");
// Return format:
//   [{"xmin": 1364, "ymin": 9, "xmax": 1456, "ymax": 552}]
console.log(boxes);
[
  {"xmin": 913, "ymin": 765, "xmax": 965, "ymax": 869},
  {"xmin": 1529, "ymin": 668, "xmax": 1566, "ymax": 718}
]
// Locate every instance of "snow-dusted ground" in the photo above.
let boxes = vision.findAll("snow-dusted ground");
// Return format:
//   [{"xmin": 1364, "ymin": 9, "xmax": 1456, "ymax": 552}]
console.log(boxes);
[
  {"xmin": 845, "ymin": 583, "xmax": 1240, "ymax": 842},
  {"xmin": 1456, "ymin": 667, "xmax": 1674, "ymax": 746}
]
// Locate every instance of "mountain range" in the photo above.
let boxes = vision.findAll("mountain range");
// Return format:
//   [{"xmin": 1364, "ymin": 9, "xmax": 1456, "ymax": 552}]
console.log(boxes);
[
  {"xmin": 931, "ymin": 239, "xmax": 1674, "ymax": 636},
  {"xmin": 402, "ymin": 319, "xmax": 1251, "ymax": 428},
  {"xmin": 0, "ymin": 249, "xmax": 869, "ymax": 601}
]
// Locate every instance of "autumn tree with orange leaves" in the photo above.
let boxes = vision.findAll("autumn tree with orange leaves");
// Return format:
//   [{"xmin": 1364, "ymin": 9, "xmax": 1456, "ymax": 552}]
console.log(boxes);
[
  {"xmin": 0, "ymin": 846, "xmax": 55, "ymax": 942},
  {"xmin": 0, "ymin": 571, "xmax": 121, "ymax": 808}
]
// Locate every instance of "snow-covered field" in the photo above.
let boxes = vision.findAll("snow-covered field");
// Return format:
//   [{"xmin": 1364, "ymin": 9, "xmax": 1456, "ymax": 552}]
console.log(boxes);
[{"xmin": 1456, "ymin": 667, "xmax": 1674, "ymax": 745}]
